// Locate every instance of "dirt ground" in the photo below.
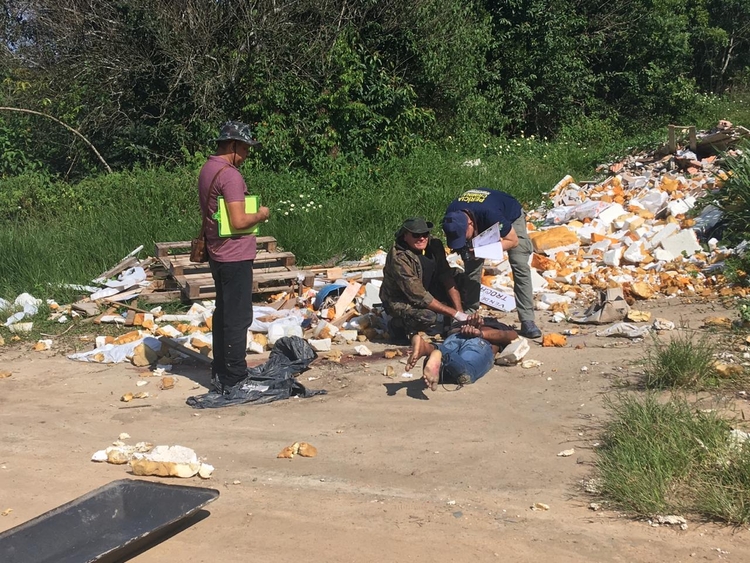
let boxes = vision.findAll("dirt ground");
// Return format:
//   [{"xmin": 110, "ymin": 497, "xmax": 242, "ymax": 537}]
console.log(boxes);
[{"xmin": 2, "ymin": 297, "xmax": 750, "ymax": 562}]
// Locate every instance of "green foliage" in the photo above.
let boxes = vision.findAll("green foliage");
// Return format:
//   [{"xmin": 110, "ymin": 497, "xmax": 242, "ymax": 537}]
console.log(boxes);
[
  {"xmin": 643, "ymin": 330, "xmax": 723, "ymax": 389},
  {"xmin": 713, "ymin": 148, "xmax": 750, "ymax": 246},
  {"xmin": 595, "ymin": 393, "xmax": 750, "ymax": 523},
  {"xmin": 0, "ymin": 0, "xmax": 747, "ymax": 176}
]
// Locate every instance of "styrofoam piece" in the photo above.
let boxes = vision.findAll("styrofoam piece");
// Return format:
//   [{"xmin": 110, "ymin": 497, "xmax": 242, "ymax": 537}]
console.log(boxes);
[
  {"xmin": 622, "ymin": 243, "xmax": 646, "ymax": 264},
  {"xmin": 668, "ymin": 199, "xmax": 693, "ymax": 217},
  {"xmin": 531, "ymin": 269, "xmax": 549, "ymax": 293},
  {"xmin": 660, "ymin": 229, "xmax": 702, "ymax": 257},
  {"xmin": 637, "ymin": 190, "xmax": 668, "ymax": 214},
  {"xmin": 361, "ymin": 270, "xmax": 384, "ymax": 280},
  {"xmin": 495, "ymin": 337, "xmax": 530, "ymax": 366},
  {"xmin": 653, "ymin": 248, "xmax": 675, "ymax": 262},
  {"xmin": 247, "ymin": 341, "xmax": 265, "ymax": 354},
  {"xmin": 603, "ymin": 246, "xmax": 624, "ymax": 267},
  {"xmin": 597, "ymin": 203, "xmax": 626, "ymax": 226},
  {"xmin": 648, "ymin": 223, "xmax": 680, "ymax": 247},
  {"xmin": 589, "ymin": 240, "xmax": 612, "ymax": 253},
  {"xmin": 539, "ymin": 293, "xmax": 572, "ymax": 305}
]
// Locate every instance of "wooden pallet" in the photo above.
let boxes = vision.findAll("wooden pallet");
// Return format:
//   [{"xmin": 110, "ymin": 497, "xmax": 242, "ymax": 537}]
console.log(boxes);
[{"xmin": 153, "ymin": 237, "xmax": 301, "ymax": 300}]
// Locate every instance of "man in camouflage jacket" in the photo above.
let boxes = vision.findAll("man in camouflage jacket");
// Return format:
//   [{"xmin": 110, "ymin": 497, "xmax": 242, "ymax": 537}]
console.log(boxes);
[{"xmin": 380, "ymin": 217, "xmax": 467, "ymax": 340}]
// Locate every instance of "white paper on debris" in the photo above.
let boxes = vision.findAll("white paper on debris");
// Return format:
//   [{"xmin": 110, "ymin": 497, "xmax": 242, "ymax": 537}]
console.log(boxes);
[
  {"xmin": 68, "ymin": 336, "xmax": 162, "ymax": 363},
  {"xmin": 3, "ymin": 293, "xmax": 42, "ymax": 326}
]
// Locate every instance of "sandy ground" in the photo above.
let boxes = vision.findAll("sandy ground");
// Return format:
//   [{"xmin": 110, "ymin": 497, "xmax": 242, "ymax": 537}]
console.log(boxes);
[{"xmin": 2, "ymin": 297, "xmax": 750, "ymax": 562}]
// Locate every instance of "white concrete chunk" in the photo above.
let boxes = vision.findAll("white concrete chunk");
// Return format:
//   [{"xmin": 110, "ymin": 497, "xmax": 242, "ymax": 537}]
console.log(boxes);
[{"xmin": 660, "ymin": 229, "xmax": 702, "ymax": 257}]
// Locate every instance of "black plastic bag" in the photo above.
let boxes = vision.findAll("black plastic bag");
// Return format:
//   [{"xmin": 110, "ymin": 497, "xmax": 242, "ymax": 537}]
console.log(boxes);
[{"xmin": 186, "ymin": 336, "xmax": 326, "ymax": 409}]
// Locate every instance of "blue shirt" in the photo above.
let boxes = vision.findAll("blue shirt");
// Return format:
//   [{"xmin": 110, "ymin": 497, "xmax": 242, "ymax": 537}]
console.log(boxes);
[{"xmin": 445, "ymin": 188, "xmax": 523, "ymax": 237}]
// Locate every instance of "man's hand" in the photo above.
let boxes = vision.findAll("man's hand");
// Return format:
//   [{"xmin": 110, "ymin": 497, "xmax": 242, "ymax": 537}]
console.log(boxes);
[
  {"xmin": 453, "ymin": 311, "xmax": 469, "ymax": 322},
  {"xmin": 256, "ymin": 206, "xmax": 270, "ymax": 222},
  {"xmin": 467, "ymin": 313, "xmax": 484, "ymax": 328},
  {"xmin": 460, "ymin": 324, "xmax": 482, "ymax": 338}
]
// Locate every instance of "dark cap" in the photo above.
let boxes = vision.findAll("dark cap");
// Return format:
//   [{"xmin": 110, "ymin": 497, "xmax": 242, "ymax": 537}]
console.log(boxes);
[
  {"xmin": 442, "ymin": 211, "xmax": 469, "ymax": 249},
  {"xmin": 214, "ymin": 120, "xmax": 259, "ymax": 146},
  {"xmin": 401, "ymin": 217, "xmax": 434, "ymax": 234}
]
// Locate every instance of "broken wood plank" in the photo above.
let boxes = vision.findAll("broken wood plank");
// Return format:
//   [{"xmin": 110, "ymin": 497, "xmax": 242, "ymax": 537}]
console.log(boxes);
[
  {"xmin": 332, "ymin": 309, "xmax": 357, "ymax": 328},
  {"xmin": 72, "ymin": 300, "xmax": 101, "ymax": 317},
  {"xmin": 334, "ymin": 282, "xmax": 361, "ymax": 319}
]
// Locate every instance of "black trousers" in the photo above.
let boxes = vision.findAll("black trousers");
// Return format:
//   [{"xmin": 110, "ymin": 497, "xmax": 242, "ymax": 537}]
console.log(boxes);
[{"xmin": 209, "ymin": 258, "xmax": 254, "ymax": 388}]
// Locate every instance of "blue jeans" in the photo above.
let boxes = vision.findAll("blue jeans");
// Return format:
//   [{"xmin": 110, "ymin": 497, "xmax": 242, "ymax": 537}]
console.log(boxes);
[{"xmin": 437, "ymin": 333, "xmax": 495, "ymax": 384}]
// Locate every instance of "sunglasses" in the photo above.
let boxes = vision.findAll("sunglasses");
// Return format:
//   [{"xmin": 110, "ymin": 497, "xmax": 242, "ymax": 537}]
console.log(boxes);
[{"xmin": 408, "ymin": 232, "xmax": 430, "ymax": 239}]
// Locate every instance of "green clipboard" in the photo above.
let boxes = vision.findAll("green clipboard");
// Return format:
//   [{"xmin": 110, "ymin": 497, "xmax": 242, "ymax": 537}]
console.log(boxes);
[{"xmin": 213, "ymin": 195, "xmax": 260, "ymax": 237}]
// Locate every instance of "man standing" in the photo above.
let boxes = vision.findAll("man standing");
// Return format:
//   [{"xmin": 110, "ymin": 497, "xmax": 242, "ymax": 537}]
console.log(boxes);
[
  {"xmin": 380, "ymin": 217, "xmax": 467, "ymax": 341},
  {"xmin": 199, "ymin": 121, "xmax": 270, "ymax": 393},
  {"xmin": 441, "ymin": 188, "xmax": 542, "ymax": 339}
]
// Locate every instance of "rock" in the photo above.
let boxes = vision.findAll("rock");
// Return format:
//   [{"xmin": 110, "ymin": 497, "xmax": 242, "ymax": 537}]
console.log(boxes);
[
  {"xmin": 530, "ymin": 227, "xmax": 579, "ymax": 253},
  {"xmin": 652, "ymin": 318, "xmax": 675, "ymax": 331},
  {"xmin": 121, "ymin": 392, "xmax": 134, "ymax": 402},
  {"xmin": 521, "ymin": 359, "xmax": 543, "ymax": 369},
  {"xmin": 0, "ymin": 335, "xmax": 4, "ymax": 346},
  {"xmin": 495, "ymin": 337, "xmax": 530, "ymax": 365},
  {"xmin": 589, "ymin": 503, "xmax": 601, "ymax": 511},
  {"xmin": 130, "ymin": 445, "xmax": 202, "ymax": 478},
  {"xmin": 119, "ymin": 432, "xmax": 131, "ymax": 440},
  {"xmin": 715, "ymin": 363, "xmax": 744, "ymax": 378},
  {"xmin": 191, "ymin": 336, "xmax": 212, "ymax": 354},
  {"xmin": 557, "ymin": 449, "xmax": 575, "ymax": 457},
  {"xmin": 531, "ymin": 502, "xmax": 550, "ymax": 511},
  {"xmin": 626, "ymin": 310, "xmax": 651, "ymax": 322},
  {"xmin": 354, "ymin": 344, "xmax": 372, "ymax": 356},
  {"xmin": 542, "ymin": 333, "xmax": 567, "ymax": 347},
  {"xmin": 91, "ymin": 450, "xmax": 108, "ymax": 462},
  {"xmin": 314, "ymin": 320, "xmax": 339, "ymax": 340},
  {"xmin": 198, "ymin": 463, "xmax": 214, "ymax": 479},
  {"xmin": 384, "ymin": 349, "xmax": 402, "ymax": 359},
  {"xmin": 630, "ymin": 282, "xmax": 655, "ymax": 299},
  {"xmin": 297, "ymin": 442, "xmax": 318, "ymax": 457},
  {"xmin": 0, "ymin": 371, "xmax": 11, "ymax": 379},
  {"xmin": 703, "ymin": 317, "xmax": 732, "ymax": 328},
  {"xmin": 131, "ymin": 343, "xmax": 158, "ymax": 367},
  {"xmin": 159, "ymin": 376, "xmax": 176, "ymax": 390},
  {"xmin": 114, "ymin": 330, "xmax": 142, "ymax": 345},
  {"xmin": 277, "ymin": 443, "xmax": 298, "ymax": 459},
  {"xmin": 338, "ymin": 329, "xmax": 358, "ymax": 342},
  {"xmin": 309, "ymin": 338, "xmax": 332, "ymax": 352},
  {"xmin": 656, "ymin": 515, "xmax": 687, "ymax": 527}
]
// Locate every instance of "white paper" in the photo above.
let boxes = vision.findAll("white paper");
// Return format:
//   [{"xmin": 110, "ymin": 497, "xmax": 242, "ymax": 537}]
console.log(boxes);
[
  {"xmin": 472, "ymin": 222, "xmax": 501, "ymax": 248},
  {"xmin": 473, "ymin": 241, "xmax": 506, "ymax": 260}
]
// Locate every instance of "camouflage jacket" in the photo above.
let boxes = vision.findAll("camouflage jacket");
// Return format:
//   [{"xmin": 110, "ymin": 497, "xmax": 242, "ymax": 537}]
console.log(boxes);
[{"xmin": 379, "ymin": 237, "xmax": 453, "ymax": 313}]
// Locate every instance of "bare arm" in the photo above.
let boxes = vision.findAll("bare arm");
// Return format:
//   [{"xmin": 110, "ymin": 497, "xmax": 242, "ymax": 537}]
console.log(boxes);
[
  {"xmin": 227, "ymin": 201, "xmax": 270, "ymax": 230},
  {"xmin": 501, "ymin": 226, "xmax": 519, "ymax": 251}
]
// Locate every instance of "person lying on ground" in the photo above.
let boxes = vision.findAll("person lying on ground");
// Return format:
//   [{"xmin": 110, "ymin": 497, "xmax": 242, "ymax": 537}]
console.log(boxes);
[
  {"xmin": 380, "ymin": 217, "xmax": 466, "ymax": 342},
  {"xmin": 406, "ymin": 316, "xmax": 519, "ymax": 391}
]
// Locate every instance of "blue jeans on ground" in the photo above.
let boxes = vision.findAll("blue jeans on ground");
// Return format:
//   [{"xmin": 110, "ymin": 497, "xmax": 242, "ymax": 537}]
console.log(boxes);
[
  {"xmin": 209, "ymin": 258, "xmax": 254, "ymax": 388},
  {"xmin": 437, "ymin": 333, "xmax": 495, "ymax": 384}
]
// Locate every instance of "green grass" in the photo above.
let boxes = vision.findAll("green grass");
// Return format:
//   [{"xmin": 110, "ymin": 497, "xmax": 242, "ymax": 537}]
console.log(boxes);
[
  {"xmin": 643, "ymin": 330, "xmax": 722, "ymax": 389},
  {"xmin": 1, "ymin": 93, "xmax": 749, "ymax": 302},
  {"xmin": 596, "ymin": 393, "xmax": 750, "ymax": 524}
]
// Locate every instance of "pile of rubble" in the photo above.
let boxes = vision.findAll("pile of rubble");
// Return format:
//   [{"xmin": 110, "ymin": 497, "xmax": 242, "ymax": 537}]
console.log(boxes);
[{"xmin": 1, "ymin": 121, "xmax": 748, "ymax": 367}]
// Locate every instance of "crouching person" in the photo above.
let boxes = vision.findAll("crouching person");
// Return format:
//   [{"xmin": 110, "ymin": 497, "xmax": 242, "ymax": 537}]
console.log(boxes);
[
  {"xmin": 407, "ymin": 316, "xmax": 518, "ymax": 390},
  {"xmin": 380, "ymin": 217, "xmax": 466, "ymax": 341}
]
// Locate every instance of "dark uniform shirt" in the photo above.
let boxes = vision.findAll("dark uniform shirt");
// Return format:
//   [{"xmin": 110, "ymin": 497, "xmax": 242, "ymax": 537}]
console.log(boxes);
[{"xmin": 446, "ymin": 188, "xmax": 523, "ymax": 237}]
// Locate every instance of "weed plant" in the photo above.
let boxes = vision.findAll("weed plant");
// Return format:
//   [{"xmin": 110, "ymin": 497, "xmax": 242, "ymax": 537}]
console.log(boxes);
[
  {"xmin": 597, "ymin": 393, "xmax": 750, "ymax": 524},
  {"xmin": 643, "ymin": 330, "xmax": 720, "ymax": 389}
]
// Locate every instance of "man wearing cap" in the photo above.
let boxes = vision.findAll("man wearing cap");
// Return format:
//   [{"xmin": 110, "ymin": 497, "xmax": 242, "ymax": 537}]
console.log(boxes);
[
  {"xmin": 380, "ymin": 217, "xmax": 467, "ymax": 340},
  {"xmin": 199, "ymin": 120, "xmax": 270, "ymax": 393},
  {"xmin": 442, "ymin": 188, "xmax": 542, "ymax": 339}
]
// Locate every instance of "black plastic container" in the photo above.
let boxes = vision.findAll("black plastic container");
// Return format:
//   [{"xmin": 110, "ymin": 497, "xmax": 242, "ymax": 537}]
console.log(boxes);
[{"xmin": 0, "ymin": 479, "xmax": 219, "ymax": 563}]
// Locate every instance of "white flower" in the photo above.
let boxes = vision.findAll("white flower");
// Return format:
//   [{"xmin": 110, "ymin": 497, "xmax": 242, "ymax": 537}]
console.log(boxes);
[{"xmin": 284, "ymin": 211, "xmax": 289, "ymax": 216}]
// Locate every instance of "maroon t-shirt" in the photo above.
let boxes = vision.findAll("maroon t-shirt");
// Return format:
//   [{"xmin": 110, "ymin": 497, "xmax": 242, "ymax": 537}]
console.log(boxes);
[{"xmin": 198, "ymin": 155, "xmax": 257, "ymax": 262}]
